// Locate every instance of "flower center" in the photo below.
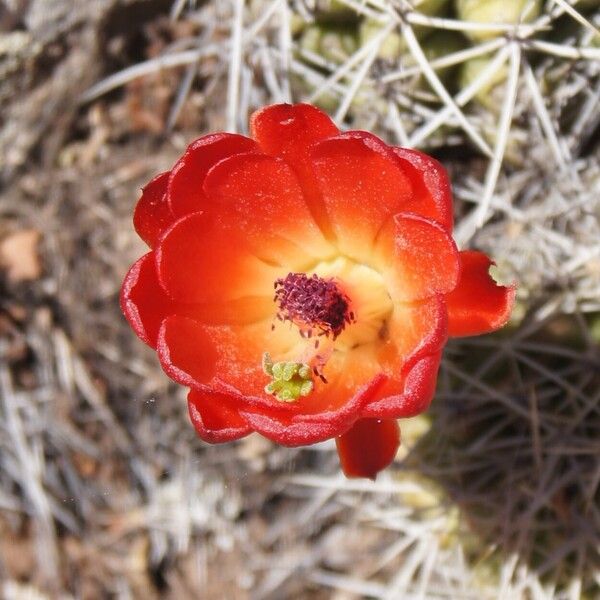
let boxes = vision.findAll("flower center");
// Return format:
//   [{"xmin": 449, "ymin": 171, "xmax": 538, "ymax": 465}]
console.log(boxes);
[
  {"xmin": 263, "ymin": 258, "xmax": 393, "ymax": 402},
  {"xmin": 274, "ymin": 272, "xmax": 354, "ymax": 340}
]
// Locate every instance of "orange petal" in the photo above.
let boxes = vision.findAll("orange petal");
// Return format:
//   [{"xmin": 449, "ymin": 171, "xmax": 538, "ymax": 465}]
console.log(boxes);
[
  {"xmin": 301, "ymin": 346, "xmax": 382, "ymax": 415},
  {"xmin": 250, "ymin": 103, "xmax": 339, "ymax": 238},
  {"xmin": 120, "ymin": 253, "xmax": 178, "ymax": 348},
  {"xmin": 310, "ymin": 132, "xmax": 414, "ymax": 260},
  {"xmin": 168, "ymin": 133, "xmax": 258, "ymax": 217},
  {"xmin": 188, "ymin": 389, "xmax": 251, "ymax": 443},
  {"xmin": 335, "ymin": 418, "xmax": 400, "ymax": 479},
  {"xmin": 158, "ymin": 314, "xmax": 383, "ymax": 430},
  {"xmin": 157, "ymin": 315, "xmax": 297, "ymax": 395},
  {"xmin": 392, "ymin": 147, "xmax": 453, "ymax": 232},
  {"xmin": 375, "ymin": 213, "xmax": 460, "ymax": 302},
  {"xmin": 202, "ymin": 153, "xmax": 333, "ymax": 268},
  {"xmin": 133, "ymin": 172, "xmax": 175, "ymax": 247},
  {"xmin": 446, "ymin": 250, "xmax": 515, "ymax": 337},
  {"xmin": 156, "ymin": 211, "xmax": 281, "ymax": 304},
  {"xmin": 158, "ymin": 312, "xmax": 373, "ymax": 416},
  {"xmin": 121, "ymin": 254, "xmax": 272, "ymax": 351}
]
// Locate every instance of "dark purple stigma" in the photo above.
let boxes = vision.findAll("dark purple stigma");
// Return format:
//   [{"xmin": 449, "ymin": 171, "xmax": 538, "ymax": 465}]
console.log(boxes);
[{"xmin": 274, "ymin": 273, "xmax": 355, "ymax": 340}]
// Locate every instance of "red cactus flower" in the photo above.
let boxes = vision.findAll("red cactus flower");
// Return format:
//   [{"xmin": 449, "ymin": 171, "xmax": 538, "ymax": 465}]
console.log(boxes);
[{"xmin": 121, "ymin": 103, "xmax": 515, "ymax": 479}]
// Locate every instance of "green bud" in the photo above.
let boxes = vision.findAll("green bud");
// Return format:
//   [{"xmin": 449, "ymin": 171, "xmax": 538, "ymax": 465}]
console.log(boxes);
[
  {"xmin": 415, "ymin": 0, "xmax": 450, "ymax": 17},
  {"xmin": 315, "ymin": 0, "xmax": 359, "ymax": 24},
  {"xmin": 320, "ymin": 27, "xmax": 358, "ymax": 63},
  {"xmin": 421, "ymin": 30, "xmax": 468, "ymax": 89},
  {"xmin": 359, "ymin": 19, "xmax": 405, "ymax": 60},
  {"xmin": 456, "ymin": 0, "xmax": 542, "ymax": 42},
  {"xmin": 300, "ymin": 25, "xmax": 323, "ymax": 56},
  {"xmin": 412, "ymin": 0, "xmax": 451, "ymax": 38},
  {"xmin": 300, "ymin": 22, "xmax": 358, "ymax": 65},
  {"xmin": 290, "ymin": 13, "xmax": 307, "ymax": 37},
  {"xmin": 459, "ymin": 54, "xmax": 508, "ymax": 108}
]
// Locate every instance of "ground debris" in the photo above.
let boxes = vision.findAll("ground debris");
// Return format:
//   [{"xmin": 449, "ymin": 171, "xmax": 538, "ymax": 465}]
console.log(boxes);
[{"xmin": 0, "ymin": 0, "xmax": 599, "ymax": 598}]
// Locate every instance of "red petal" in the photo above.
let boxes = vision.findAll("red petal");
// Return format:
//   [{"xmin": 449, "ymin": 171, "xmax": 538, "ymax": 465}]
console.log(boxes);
[
  {"xmin": 392, "ymin": 147, "xmax": 453, "ymax": 232},
  {"xmin": 168, "ymin": 133, "xmax": 258, "ymax": 217},
  {"xmin": 250, "ymin": 103, "xmax": 339, "ymax": 158},
  {"xmin": 202, "ymin": 153, "xmax": 333, "ymax": 267},
  {"xmin": 157, "ymin": 316, "xmax": 221, "ymax": 387},
  {"xmin": 133, "ymin": 172, "xmax": 175, "ymax": 247},
  {"xmin": 239, "ymin": 371, "xmax": 385, "ymax": 447},
  {"xmin": 239, "ymin": 412, "xmax": 350, "ymax": 447},
  {"xmin": 158, "ymin": 314, "xmax": 390, "ymax": 446},
  {"xmin": 250, "ymin": 103, "xmax": 339, "ymax": 238},
  {"xmin": 157, "ymin": 315, "xmax": 298, "ymax": 394},
  {"xmin": 188, "ymin": 389, "xmax": 251, "ymax": 443},
  {"xmin": 446, "ymin": 250, "xmax": 516, "ymax": 337},
  {"xmin": 156, "ymin": 211, "xmax": 281, "ymax": 304},
  {"xmin": 377, "ymin": 295, "xmax": 447, "ymax": 376},
  {"xmin": 120, "ymin": 253, "xmax": 178, "ymax": 348},
  {"xmin": 157, "ymin": 312, "xmax": 376, "ymax": 419},
  {"xmin": 375, "ymin": 213, "xmax": 460, "ymax": 302},
  {"xmin": 362, "ymin": 296, "xmax": 446, "ymax": 419},
  {"xmin": 362, "ymin": 353, "xmax": 442, "ymax": 419},
  {"xmin": 310, "ymin": 132, "xmax": 414, "ymax": 260},
  {"xmin": 335, "ymin": 418, "xmax": 400, "ymax": 479}
]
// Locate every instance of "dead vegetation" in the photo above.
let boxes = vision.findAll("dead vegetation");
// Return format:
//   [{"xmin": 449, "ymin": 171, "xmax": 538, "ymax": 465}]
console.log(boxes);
[{"xmin": 0, "ymin": 0, "xmax": 599, "ymax": 598}]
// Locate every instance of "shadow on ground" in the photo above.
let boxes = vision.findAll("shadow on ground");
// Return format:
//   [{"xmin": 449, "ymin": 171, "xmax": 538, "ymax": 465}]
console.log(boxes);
[{"xmin": 408, "ymin": 311, "xmax": 600, "ymax": 597}]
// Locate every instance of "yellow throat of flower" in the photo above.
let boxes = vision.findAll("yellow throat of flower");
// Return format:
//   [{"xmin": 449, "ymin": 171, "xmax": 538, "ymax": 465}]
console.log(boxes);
[{"xmin": 264, "ymin": 256, "xmax": 394, "ymax": 402}]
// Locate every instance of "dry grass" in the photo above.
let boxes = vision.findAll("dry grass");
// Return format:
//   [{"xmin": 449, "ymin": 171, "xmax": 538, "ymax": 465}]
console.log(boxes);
[{"xmin": 1, "ymin": 0, "xmax": 599, "ymax": 598}]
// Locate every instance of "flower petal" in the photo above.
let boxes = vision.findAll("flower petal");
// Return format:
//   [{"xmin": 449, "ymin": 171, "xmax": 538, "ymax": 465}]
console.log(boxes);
[
  {"xmin": 156, "ymin": 211, "xmax": 281, "ymax": 304},
  {"xmin": 157, "ymin": 315, "xmax": 298, "ymax": 394},
  {"xmin": 188, "ymin": 389, "xmax": 251, "ymax": 443},
  {"xmin": 251, "ymin": 103, "xmax": 339, "ymax": 160},
  {"xmin": 250, "ymin": 103, "xmax": 340, "ymax": 238},
  {"xmin": 391, "ymin": 147, "xmax": 453, "ymax": 232},
  {"xmin": 168, "ymin": 133, "xmax": 258, "ymax": 217},
  {"xmin": 310, "ymin": 132, "xmax": 414, "ymax": 260},
  {"xmin": 158, "ymin": 314, "xmax": 389, "ymax": 446},
  {"xmin": 238, "ymin": 411, "xmax": 347, "ymax": 447},
  {"xmin": 120, "ymin": 253, "xmax": 178, "ymax": 348},
  {"xmin": 239, "ymin": 369, "xmax": 385, "ymax": 446},
  {"xmin": 133, "ymin": 172, "xmax": 175, "ymax": 247},
  {"xmin": 157, "ymin": 311, "xmax": 375, "ymax": 417},
  {"xmin": 202, "ymin": 153, "xmax": 333, "ymax": 268},
  {"xmin": 362, "ymin": 352, "xmax": 442, "ymax": 419},
  {"xmin": 375, "ymin": 213, "xmax": 460, "ymax": 302},
  {"xmin": 446, "ymin": 250, "xmax": 516, "ymax": 337},
  {"xmin": 158, "ymin": 316, "xmax": 219, "ymax": 387},
  {"xmin": 335, "ymin": 418, "xmax": 400, "ymax": 479},
  {"xmin": 377, "ymin": 295, "xmax": 447, "ymax": 375}
]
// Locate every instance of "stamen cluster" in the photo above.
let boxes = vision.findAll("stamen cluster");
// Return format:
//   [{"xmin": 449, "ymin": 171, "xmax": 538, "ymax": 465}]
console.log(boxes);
[{"xmin": 274, "ymin": 272, "xmax": 354, "ymax": 340}]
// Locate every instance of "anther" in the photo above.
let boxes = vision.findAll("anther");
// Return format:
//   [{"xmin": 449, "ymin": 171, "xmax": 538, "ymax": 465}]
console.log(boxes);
[{"xmin": 274, "ymin": 272, "xmax": 355, "ymax": 340}]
